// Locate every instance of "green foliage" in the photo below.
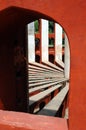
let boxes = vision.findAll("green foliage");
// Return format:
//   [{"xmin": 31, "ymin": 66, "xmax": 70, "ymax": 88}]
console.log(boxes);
[
  {"xmin": 49, "ymin": 21, "xmax": 54, "ymax": 33},
  {"xmin": 34, "ymin": 20, "xmax": 39, "ymax": 33},
  {"xmin": 34, "ymin": 20, "xmax": 54, "ymax": 33},
  {"xmin": 49, "ymin": 38, "xmax": 54, "ymax": 47}
]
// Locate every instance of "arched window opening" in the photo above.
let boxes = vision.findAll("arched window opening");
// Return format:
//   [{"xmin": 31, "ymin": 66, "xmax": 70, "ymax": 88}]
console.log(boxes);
[{"xmin": 28, "ymin": 19, "xmax": 70, "ymax": 120}]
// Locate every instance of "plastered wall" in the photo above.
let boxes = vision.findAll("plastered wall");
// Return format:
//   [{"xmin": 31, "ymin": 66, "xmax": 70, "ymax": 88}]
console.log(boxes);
[{"xmin": 0, "ymin": 0, "xmax": 86, "ymax": 130}]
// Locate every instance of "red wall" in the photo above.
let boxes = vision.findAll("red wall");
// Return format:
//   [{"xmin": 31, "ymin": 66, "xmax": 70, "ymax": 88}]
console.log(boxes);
[
  {"xmin": 0, "ymin": 0, "xmax": 86, "ymax": 130},
  {"xmin": 0, "ymin": 110, "xmax": 68, "ymax": 130},
  {"xmin": 0, "ymin": 34, "xmax": 16, "ymax": 110},
  {"xmin": 0, "ymin": 16, "xmax": 28, "ymax": 112}
]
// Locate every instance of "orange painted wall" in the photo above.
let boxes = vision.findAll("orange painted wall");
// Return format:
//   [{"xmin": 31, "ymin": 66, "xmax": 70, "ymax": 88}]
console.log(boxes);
[
  {"xmin": 0, "ymin": 0, "xmax": 86, "ymax": 130},
  {"xmin": 0, "ymin": 110, "xmax": 68, "ymax": 130}
]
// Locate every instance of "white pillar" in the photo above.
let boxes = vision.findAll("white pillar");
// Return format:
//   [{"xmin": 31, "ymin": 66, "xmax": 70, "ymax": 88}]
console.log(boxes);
[
  {"xmin": 55, "ymin": 23, "xmax": 63, "ymax": 61},
  {"xmin": 28, "ymin": 22, "xmax": 35, "ymax": 63},
  {"xmin": 64, "ymin": 33, "xmax": 70, "ymax": 79},
  {"xmin": 41, "ymin": 19, "xmax": 49, "ymax": 62}
]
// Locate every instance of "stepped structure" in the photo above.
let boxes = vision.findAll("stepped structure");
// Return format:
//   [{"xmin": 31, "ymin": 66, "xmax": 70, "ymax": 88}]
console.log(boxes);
[
  {"xmin": 28, "ymin": 19, "xmax": 69, "ymax": 118},
  {"xmin": 0, "ymin": 0, "xmax": 86, "ymax": 130}
]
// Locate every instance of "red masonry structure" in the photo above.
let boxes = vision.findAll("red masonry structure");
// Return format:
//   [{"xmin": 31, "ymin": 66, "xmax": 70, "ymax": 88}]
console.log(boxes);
[{"xmin": 0, "ymin": 0, "xmax": 86, "ymax": 130}]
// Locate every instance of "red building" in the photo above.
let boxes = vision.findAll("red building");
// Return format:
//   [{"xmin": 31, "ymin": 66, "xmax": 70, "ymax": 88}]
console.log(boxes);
[{"xmin": 0, "ymin": 0, "xmax": 86, "ymax": 130}]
